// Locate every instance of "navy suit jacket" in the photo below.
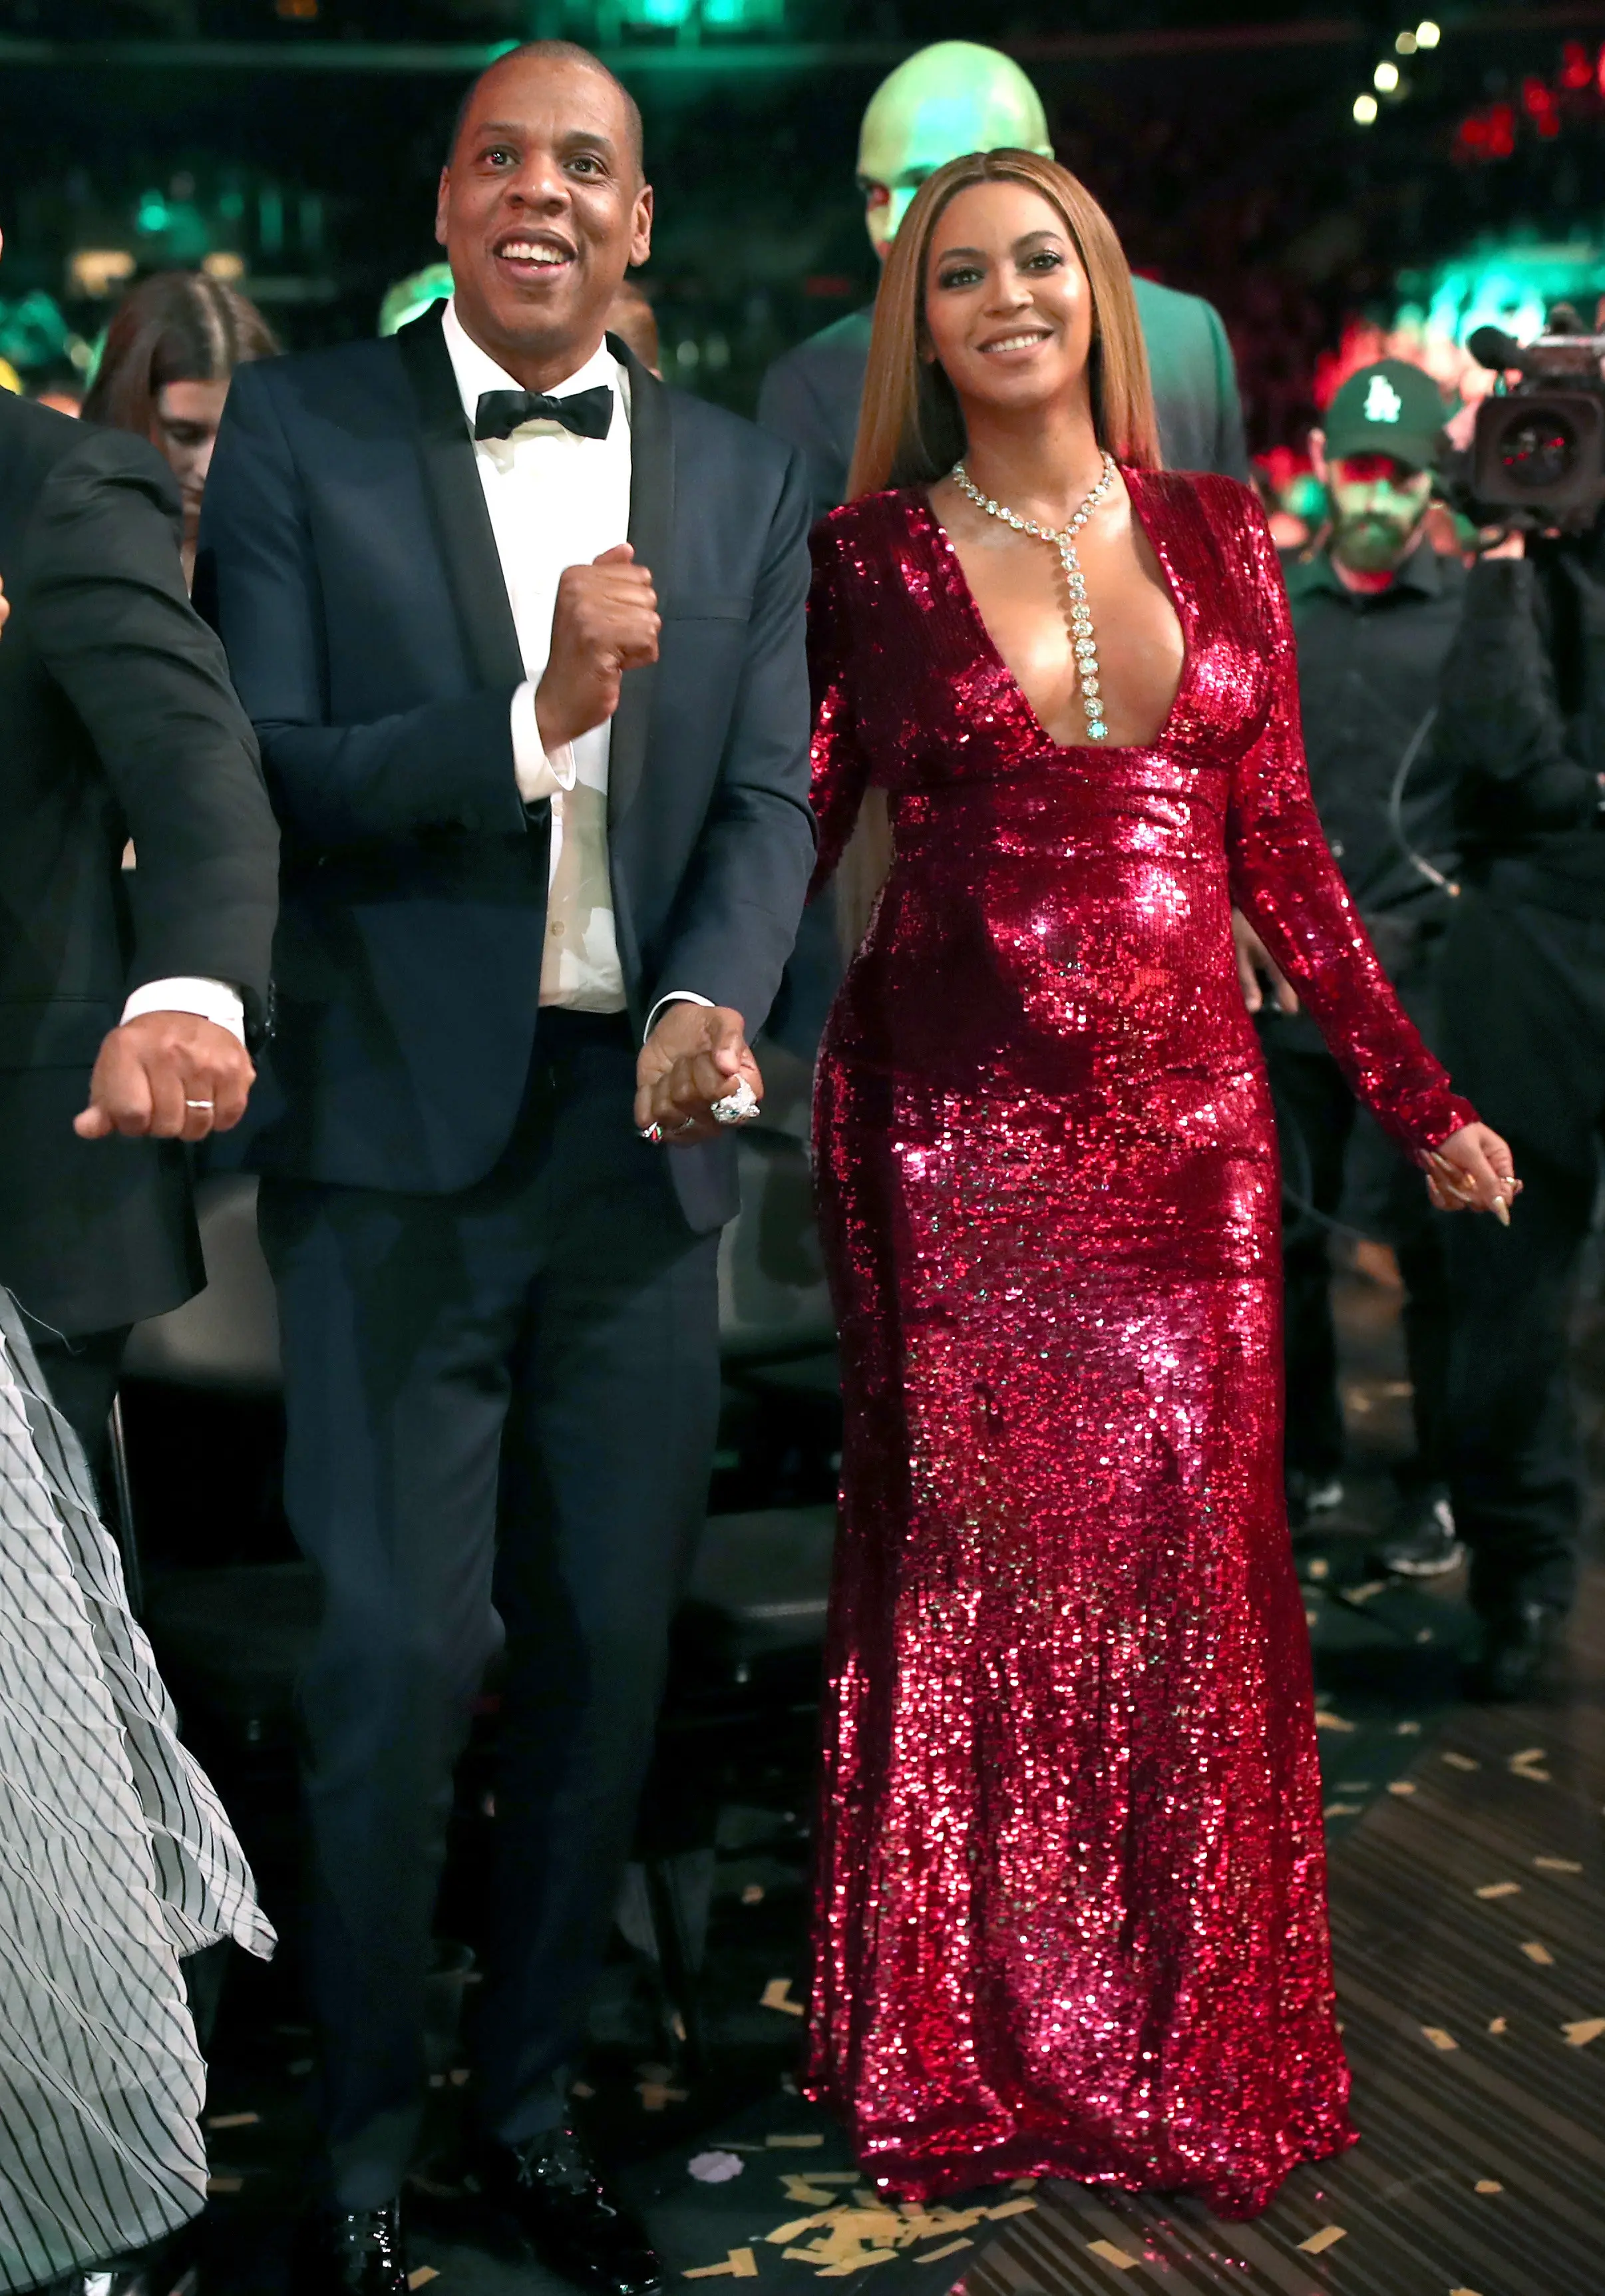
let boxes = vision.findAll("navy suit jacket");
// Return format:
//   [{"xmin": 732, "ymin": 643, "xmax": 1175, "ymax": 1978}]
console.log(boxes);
[{"xmin": 197, "ymin": 308, "xmax": 816, "ymax": 1229}]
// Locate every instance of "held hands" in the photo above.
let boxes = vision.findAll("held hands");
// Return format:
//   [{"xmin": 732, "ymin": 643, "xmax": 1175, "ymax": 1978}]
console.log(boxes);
[
  {"xmin": 635, "ymin": 1003, "xmax": 761, "ymax": 1148},
  {"xmin": 534, "ymin": 544, "xmax": 660, "ymax": 752},
  {"xmin": 75, "ymin": 1012, "xmax": 255, "ymax": 1147},
  {"xmin": 1424, "ymin": 1124, "xmax": 1520, "ymax": 1224},
  {"xmin": 1232, "ymin": 910, "xmax": 1298, "ymax": 1016}
]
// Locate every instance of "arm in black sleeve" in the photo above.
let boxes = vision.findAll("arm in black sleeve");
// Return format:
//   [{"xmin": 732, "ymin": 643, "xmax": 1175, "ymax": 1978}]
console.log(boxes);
[
  {"xmin": 645, "ymin": 447, "xmax": 818, "ymax": 1036},
  {"xmin": 25, "ymin": 423, "xmax": 279, "ymax": 1024},
  {"xmin": 1202, "ymin": 300, "xmax": 1251, "ymax": 484},
  {"xmin": 196, "ymin": 362, "xmax": 527, "ymax": 851},
  {"xmin": 1437, "ymin": 556, "xmax": 1600, "ymax": 835},
  {"xmin": 755, "ymin": 353, "xmax": 850, "ymax": 522}
]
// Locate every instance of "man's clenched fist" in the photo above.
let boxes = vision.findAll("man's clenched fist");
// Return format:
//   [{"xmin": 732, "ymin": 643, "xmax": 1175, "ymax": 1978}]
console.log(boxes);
[
  {"xmin": 75, "ymin": 1011, "xmax": 255, "ymax": 1145},
  {"xmin": 535, "ymin": 543, "xmax": 659, "ymax": 752},
  {"xmin": 634, "ymin": 1004, "xmax": 761, "ymax": 1147}
]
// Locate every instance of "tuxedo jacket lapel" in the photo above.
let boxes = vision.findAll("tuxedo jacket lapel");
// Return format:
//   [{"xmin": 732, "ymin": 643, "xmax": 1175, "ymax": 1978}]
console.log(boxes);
[
  {"xmin": 609, "ymin": 333, "xmax": 673, "ymax": 831},
  {"xmin": 395, "ymin": 308, "xmax": 525, "ymax": 693}
]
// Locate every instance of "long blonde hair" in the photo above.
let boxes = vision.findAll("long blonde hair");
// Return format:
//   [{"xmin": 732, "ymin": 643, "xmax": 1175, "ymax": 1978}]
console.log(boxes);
[{"xmin": 834, "ymin": 150, "xmax": 1161, "ymax": 955}]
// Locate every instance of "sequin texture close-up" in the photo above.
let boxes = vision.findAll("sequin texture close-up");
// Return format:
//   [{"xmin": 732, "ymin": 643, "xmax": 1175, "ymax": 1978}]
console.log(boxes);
[{"xmin": 802, "ymin": 473, "xmax": 1477, "ymax": 2219}]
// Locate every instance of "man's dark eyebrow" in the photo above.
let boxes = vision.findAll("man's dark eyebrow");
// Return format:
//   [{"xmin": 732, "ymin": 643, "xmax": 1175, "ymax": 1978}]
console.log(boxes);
[{"xmin": 467, "ymin": 119, "xmax": 619, "ymax": 154}]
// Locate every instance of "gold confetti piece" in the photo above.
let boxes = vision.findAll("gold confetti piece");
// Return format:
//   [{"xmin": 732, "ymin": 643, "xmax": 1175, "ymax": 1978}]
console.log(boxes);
[
  {"xmin": 1511, "ymin": 1766, "xmax": 1552, "ymax": 1782},
  {"xmin": 1345, "ymin": 1580, "xmax": 1386, "ymax": 1604},
  {"xmin": 741, "ymin": 1883, "xmax": 765, "ymax": 1905},
  {"xmin": 1562, "ymin": 2017, "xmax": 1605, "ymax": 2046},
  {"xmin": 1314, "ymin": 1708, "xmax": 1356, "ymax": 1732},
  {"xmin": 781, "ymin": 2176, "xmax": 837, "ymax": 2206},
  {"xmin": 1475, "ymin": 2179, "xmax": 1504, "ymax": 2194},
  {"xmin": 204, "ymin": 2177, "xmax": 243, "ymax": 2194},
  {"xmin": 1415, "ymin": 1627, "xmax": 1434, "ymax": 1644},
  {"xmin": 407, "ymin": 2274, "xmax": 440, "ymax": 2291},
  {"xmin": 1324, "ymin": 1802, "xmax": 1363, "ymax": 1818},
  {"xmin": 1451, "ymin": 2287, "xmax": 1487, "ymax": 2295},
  {"xmin": 635, "ymin": 2082, "xmax": 688, "ymax": 2111},
  {"xmin": 767, "ymin": 2209, "xmax": 838, "ymax": 2245},
  {"xmin": 1534, "ymin": 1857, "xmax": 1582, "ymax": 1873},
  {"xmin": 204, "ymin": 2111, "xmax": 259, "ymax": 2130},
  {"xmin": 1442, "ymin": 1751, "xmax": 1480, "ymax": 1771},
  {"xmin": 1306, "ymin": 1557, "xmax": 1329, "ymax": 1581},
  {"xmin": 1304, "ymin": 1610, "xmax": 1318, "ymax": 1628},
  {"xmin": 1519, "ymin": 1941, "xmax": 1555, "ymax": 1965},
  {"xmin": 1388, "ymin": 1780, "xmax": 1417, "ymax": 1796},
  {"xmin": 1421, "ymin": 2026, "xmax": 1459, "ymax": 2050},
  {"xmin": 1396, "ymin": 1719, "xmax": 1423, "ymax": 1735},
  {"xmin": 1475, "ymin": 1881, "xmax": 1521, "ymax": 1899},
  {"xmin": 448, "ymin": 2066, "xmax": 470, "ymax": 2086},
  {"xmin": 684, "ymin": 2249, "xmax": 759, "ymax": 2280},
  {"xmin": 761, "ymin": 1977, "xmax": 805, "ymax": 2018},
  {"xmin": 1337, "ymin": 1780, "xmax": 1373, "ymax": 1792},
  {"xmin": 1298, "ymin": 2226, "xmax": 1346, "ymax": 2255},
  {"xmin": 765, "ymin": 2132, "xmax": 824, "ymax": 2147},
  {"xmin": 1011, "ymin": 2177, "xmax": 1039, "ymax": 2190},
  {"xmin": 917, "ymin": 2239, "xmax": 974, "ymax": 2264},
  {"xmin": 1087, "ymin": 2239, "xmax": 1141, "ymax": 2269},
  {"xmin": 1489, "ymin": 2016, "xmax": 1509, "ymax": 2034},
  {"xmin": 984, "ymin": 2198, "xmax": 1037, "ymax": 2220},
  {"xmin": 1511, "ymin": 1746, "xmax": 1546, "ymax": 1765}
]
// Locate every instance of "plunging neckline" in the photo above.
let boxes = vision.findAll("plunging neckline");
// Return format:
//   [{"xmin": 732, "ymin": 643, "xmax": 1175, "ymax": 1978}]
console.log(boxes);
[{"xmin": 918, "ymin": 469, "xmax": 1194, "ymax": 756}]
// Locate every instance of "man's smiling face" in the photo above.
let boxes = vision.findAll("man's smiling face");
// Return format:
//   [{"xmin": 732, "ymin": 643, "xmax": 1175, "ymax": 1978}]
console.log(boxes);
[{"xmin": 435, "ymin": 51, "xmax": 653, "ymax": 391}]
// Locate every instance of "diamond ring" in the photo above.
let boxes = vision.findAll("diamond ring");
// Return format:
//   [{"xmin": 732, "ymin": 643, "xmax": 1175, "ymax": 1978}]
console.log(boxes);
[{"xmin": 711, "ymin": 1078, "xmax": 761, "ymax": 1127}]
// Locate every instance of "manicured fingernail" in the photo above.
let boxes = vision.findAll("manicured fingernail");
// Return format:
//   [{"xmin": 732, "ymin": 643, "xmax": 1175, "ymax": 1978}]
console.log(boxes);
[{"xmin": 1492, "ymin": 1197, "xmax": 1511, "ymax": 1227}]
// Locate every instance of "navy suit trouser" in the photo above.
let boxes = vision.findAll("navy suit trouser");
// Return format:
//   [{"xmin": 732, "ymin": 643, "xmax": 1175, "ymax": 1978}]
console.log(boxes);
[{"xmin": 258, "ymin": 1014, "xmax": 720, "ymax": 2208}]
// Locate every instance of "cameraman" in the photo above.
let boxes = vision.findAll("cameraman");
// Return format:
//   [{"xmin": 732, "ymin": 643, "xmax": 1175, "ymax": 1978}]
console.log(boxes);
[
  {"xmin": 1434, "ymin": 359, "xmax": 1605, "ymax": 1699},
  {"xmin": 1243, "ymin": 361, "xmax": 1465, "ymax": 1572}
]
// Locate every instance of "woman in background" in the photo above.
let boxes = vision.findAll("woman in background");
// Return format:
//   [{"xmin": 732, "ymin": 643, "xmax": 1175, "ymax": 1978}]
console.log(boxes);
[
  {"xmin": 83, "ymin": 273, "xmax": 277, "ymax": 586},
  {"xmin": 803, "ymin": 150, "xmax": 1515, "ymax": 2217}
]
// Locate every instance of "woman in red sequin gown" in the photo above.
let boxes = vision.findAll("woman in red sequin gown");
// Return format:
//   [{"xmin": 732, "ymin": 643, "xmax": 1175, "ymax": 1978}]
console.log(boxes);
[{"xmin": 803, "ymin": 153, "xmax": 1516, "ymax": 2219}]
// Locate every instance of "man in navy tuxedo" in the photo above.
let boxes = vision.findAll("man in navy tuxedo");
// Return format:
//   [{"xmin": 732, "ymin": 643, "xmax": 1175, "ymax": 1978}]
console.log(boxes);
[{"xmin": 198, "ymin": 41, "xmax": 814, "ymax": 2294}]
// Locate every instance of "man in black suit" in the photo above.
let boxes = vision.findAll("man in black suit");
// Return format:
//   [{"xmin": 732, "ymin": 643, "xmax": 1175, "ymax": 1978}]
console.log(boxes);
[
  {"xmin": 0, "ymin": 250, "xmax": 277, "ymax": 1477},
  {"xmin": 198, "ymin": 43, "xmax": 813, "ymax": 2296}
]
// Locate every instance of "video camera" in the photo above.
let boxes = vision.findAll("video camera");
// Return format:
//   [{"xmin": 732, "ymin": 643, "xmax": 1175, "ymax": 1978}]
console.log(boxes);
[{"xmin": 1443, "ymin": 315, "xmax": 1605, "ymax": 532}]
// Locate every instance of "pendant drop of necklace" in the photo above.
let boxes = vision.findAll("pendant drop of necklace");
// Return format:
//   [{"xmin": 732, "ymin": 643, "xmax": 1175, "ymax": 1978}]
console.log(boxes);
[{"xmin": 951, "ymin": 450, "xmax": 1119, "ymax": 741}]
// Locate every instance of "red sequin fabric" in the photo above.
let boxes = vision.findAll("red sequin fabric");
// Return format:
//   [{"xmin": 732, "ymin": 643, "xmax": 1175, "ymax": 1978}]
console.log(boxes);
[{"xmin": 803, "ymin": 473, "xmax": 1477, "ymax": 2218}]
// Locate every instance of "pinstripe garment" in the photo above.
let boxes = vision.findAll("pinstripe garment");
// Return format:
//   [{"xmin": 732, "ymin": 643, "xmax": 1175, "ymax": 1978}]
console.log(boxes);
[{"xmin": 0, "ymin": 1293, "xmax": 273, "ymax": 2290}]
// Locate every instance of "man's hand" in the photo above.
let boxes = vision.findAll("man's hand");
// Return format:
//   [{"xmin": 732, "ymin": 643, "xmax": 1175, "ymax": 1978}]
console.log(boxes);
[
  {"xmin": 75, "ymin": 1012, "xmax": 255, "ymax": 1145},
  {"xmin": 534, "ymin": 544, "xmax": 660, "ymax": 752},
  {"xmin": 1232, "ymin": 909, "xmax": 1298, "ymax": 1015},
  {"xmin": 634, "ymin": 1003, "xmax": 761, "ymax": 1147}
]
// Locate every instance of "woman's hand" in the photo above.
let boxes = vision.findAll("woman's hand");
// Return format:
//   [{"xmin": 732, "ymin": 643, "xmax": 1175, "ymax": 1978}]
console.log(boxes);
[{"xmin": 1424, "ymin": 1123, "xmax": 1520, "ymax": 1223}]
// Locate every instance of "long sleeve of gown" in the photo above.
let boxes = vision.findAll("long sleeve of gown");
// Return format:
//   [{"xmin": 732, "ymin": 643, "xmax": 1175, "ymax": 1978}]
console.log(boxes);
[
  {"xmin": 1224, "ymin": 491, "xmax": 1477, "ymax": 1157},
  {"xmin": 806, "ymin": 522, "xmax": 874, "ymax": 896}
]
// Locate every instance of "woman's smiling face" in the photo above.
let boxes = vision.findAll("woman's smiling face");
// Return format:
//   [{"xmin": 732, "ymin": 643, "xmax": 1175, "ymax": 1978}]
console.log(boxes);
[{"xmin": 922, "ymin": 180, "xmax": 1095, "ymax": 425}]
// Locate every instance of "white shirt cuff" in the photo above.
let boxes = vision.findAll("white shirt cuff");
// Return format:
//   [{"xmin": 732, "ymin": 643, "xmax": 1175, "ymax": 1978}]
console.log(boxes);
[
  {"xmin": 120, "ymin": 977, "xmax": 246, "ymax": 1045},
  {"xmin": 643, "ymin": 990, "xmax": 715, "ymax": 1040},
  {"xmin": 512, "ymin": 681, "xmax": 578, "ymax": 803}
]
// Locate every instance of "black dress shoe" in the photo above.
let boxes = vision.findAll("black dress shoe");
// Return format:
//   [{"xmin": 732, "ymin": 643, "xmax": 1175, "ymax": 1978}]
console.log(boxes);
[
  {"xmin": 1375, "ymin": 1487, "xmax": 1465, "ymax": 1579},
  {"xmin": 291, "ymin": 2204, "xmax": 409, "ymax": 2295},
  {"xmin": 1467, "ymin": 1601, "xmax": 1565, "ymax": 1702},
  {"xmin": 467, "ymin": 2126, "xmax": 666, "ymax": 2296}
]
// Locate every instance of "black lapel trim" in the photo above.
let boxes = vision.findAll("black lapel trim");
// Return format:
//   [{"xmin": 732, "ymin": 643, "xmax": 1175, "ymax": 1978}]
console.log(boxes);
[
  {"xmin": 395, "ymin": 307, "xmax": 526, "ymax": 693},
  {"xmin": 608, "ymin": 331, "xmax": 673, "ymax": 829}
]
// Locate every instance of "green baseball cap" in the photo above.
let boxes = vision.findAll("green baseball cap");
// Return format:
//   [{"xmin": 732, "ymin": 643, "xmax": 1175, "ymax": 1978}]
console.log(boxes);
[{"xmin": 1323, "ymin": 358, "xmax": 1445, "ymax": 470}]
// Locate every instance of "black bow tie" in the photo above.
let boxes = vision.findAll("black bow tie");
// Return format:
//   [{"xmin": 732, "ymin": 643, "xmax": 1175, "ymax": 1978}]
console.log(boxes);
[{"xmin": 473, "ymin": 384, "xmax": 614, "ymax": 443}]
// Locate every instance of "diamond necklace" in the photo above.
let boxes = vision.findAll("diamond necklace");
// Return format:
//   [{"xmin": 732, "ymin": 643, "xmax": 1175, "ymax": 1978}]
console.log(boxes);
[{"xmin": 950, "ymin": 450, "xmax": 1119, "ymax": 742}]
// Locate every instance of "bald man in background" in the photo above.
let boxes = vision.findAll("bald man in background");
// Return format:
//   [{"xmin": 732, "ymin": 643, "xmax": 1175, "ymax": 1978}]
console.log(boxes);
[{"xmin": 759, "ymin": 40, "xmax": 1249, "ymax": 514}]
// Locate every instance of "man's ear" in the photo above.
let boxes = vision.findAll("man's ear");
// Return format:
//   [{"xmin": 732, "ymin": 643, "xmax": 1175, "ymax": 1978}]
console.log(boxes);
[
  {"xmin": 434, "ymin": 168, "xmax": 451, "ymax": 250},
  {"xmin": 630, "ymin": 181, "xmax": 654, "ymax": 270}
]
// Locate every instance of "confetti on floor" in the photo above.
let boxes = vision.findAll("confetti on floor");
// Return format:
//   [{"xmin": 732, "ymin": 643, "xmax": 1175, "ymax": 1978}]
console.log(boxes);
[
  {"xmin": 1421, "ymin": 2026, "xmax": 1459, "ymax": 2050},
  {"xmin": 1475, "ymin": 1881, "xmax": 1521, "ymax": 1899},
  {"xmin": 1387, "ymin": 1780, "xmax": 1417, "ymax": 1796},
  {"xmin": 1324, "ymin": 1802, "xmax": 1363, "ymax": 1818},
  {"xmin": 1534, "ymin": 1856, "xmax": 1582, "ymax": 1873},
  {"xmin": 767, "ymin": 2132, "xmax": 826, "ymax": 2148},
  {"xmin": 407, "ymin": 2274, "xmax": 439, "ymax": 2291},
  {"xmin": 1314, "ymin": 1708, "xmax": 1356, "ymax": 1732},
  {"xmin": 685, "ymin": 2249, "xmax": 759, "ymax": 2280},
  {"xmin": 1489, "ymin": 2016, "xmax": 1509, "ymax": 2034},
  {"xmin": 1519, "ymin": 1941, "xmax": 1556, "ymax": 1965},
  {"xmin": 1475, "ymin": 2179, "xmax": 1503, "ymax": 2194},
  {"xmin": 916, "ymin": 2239, "xmax": 972, "ymax": 2264},
  {"xmin": 1296, "ymin": 2226, "xmax": 1346, "ymax": 2255},
  {"xmin": 1562, "ymin": 2016, "xmax": 1605, "ymax": 2046},
  {"xmin": 204, "ymin": 2111, "xmax": 260, "ymax": 2130},
  {"xmin": 762, "ymin": 1977, "xmax": 806, "ymax": 2017},
  {"xmin": 1442, "ymin": 1751, "xmax": 1480, "ymax": 1771},
  {"xmin": 1086, "ymin": 2239, "xmax": 1141, "ymax": 2269}
]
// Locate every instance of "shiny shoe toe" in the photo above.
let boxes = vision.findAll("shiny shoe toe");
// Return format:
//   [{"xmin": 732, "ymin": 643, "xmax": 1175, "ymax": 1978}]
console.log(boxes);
[
  {"xmin": 469, "ymin": 2126, "xmax": 666, "ymax": 2296},
  {"xmin": 292, "ymin": 2203, "xmax": 409, "ymax": 2295}
]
